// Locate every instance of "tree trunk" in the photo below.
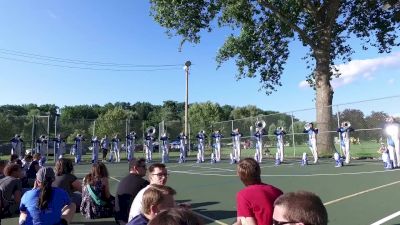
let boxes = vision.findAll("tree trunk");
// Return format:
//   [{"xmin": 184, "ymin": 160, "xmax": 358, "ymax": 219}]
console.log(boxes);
[{"xmin": 314, "ymin": 50, "xmax": 335, "ymax": 155}]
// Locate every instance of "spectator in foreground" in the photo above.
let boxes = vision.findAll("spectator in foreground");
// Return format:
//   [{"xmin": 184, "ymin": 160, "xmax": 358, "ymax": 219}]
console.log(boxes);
[
  {"xmin": 127, "ymin": 184, "xmax": 176, "ymax": 225},
  {"xmin": 148, "ymin": 207, "xmax": 204, "ymax": 225},
  {"xmin": 235, "ymin": 158, "xmax": 283, "ymax": 225},
  {"xmin": 128, "ymin": 163, "xmax": 168, "ymax": 221},
  {"xmin": 80, "ymin": 162, "xmax": 114, "ymax": 219},
  {"xmin": 272, "ymin": 191, "xmax": 328, "ymax": 225},
  {"xmin": 0, "ymin": 163, "xmax": 23, "ymax": 216},
  {"xmin": 52, "ymin": 158, "xmax": 82, "ymax": 211},
  {"xmin": 115, "ymin": 158, "xmax": 149, "ymax": 225},
  {"xmin": 19, "ymin": 167, "xmax": 75, "ymax": 225},
  {"xmin": 0, "ymin": 160, "xmax": 7, "ymax": 179}
]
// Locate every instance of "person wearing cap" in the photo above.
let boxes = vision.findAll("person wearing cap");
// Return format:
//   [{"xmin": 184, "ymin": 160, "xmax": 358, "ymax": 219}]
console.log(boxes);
[{"xmin": 19, "ymin": 167, "xmax": 76, "ymax": 225}]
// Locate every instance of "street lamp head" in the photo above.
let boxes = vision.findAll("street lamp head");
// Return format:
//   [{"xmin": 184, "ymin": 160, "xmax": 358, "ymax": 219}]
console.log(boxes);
[{"xmin": 185, "ymin": 61, "xmax": 191, "ymax": 67}]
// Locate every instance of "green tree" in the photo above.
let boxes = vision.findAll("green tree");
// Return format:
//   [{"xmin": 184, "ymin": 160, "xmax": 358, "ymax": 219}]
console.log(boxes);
[
  {"xmin": 230, "ymin": 105, "xmax": 264, "ymax": 119},
  {"xmin": 150, "ymin": 0, "xmax": 399, "ymax": 154},
  {"xmin": 93, "ymin": 107, "xmax": 129, "ymax": 138},
  {"xmin": 365, "ymin": 111, "xmax": 389, "ymax": 142},
  {"xmin": 189, "ymin": 102, "xmax": 223, "ymax": 136}
]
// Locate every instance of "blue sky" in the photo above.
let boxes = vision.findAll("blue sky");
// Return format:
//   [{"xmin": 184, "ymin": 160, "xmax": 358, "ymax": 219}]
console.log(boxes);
[{"xmin": 0, "ymin": 1, "xmax": 399, "ymax": 119}]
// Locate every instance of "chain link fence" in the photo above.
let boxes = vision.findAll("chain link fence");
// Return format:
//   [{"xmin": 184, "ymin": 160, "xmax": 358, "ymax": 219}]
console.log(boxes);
[{"xmin": 1, "ymin": 95, "xmax": 398, "ymax": 160}]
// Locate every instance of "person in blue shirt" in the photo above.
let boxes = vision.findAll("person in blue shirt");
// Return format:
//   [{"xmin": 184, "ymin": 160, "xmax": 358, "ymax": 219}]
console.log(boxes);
[
  {"xmin": 19, "ymin": 167, "xmax": 76, "ymax": 225},
  {"xmin": 303, "ymin": 123, "xmax": 319, "ymax": 164},
  {"xmin": 337, "ymin": 121, "xmax": 354, "ymax": 164}
]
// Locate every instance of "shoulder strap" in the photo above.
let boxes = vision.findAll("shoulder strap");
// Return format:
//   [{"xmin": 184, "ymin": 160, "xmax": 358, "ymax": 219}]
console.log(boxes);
[{"xmin": 86, "ymin": 184, "xmax": 106, "ymax": 206}]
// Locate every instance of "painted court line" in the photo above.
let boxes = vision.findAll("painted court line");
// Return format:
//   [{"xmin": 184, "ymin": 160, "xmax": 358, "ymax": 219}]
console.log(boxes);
[
  {"xmin": 193, "ymin": 211, "xmax": 229, "ymax": 225},
  {"xmin": 169, "ymin": 169, "xmax": 397, "ymax": 177},
  {"xmin": 370, "ymin": 210, "xmax": 400, "ymax": 225},
  {"xmin": 324, "ymin": 180, "xmax": 400, "ymax": 206}
]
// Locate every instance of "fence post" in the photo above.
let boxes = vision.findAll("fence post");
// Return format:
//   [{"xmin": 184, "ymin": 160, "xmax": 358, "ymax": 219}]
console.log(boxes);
[
  {"xmin": 93, "ymin": 120, "xmax": 96, "ymax": 136},
  {"xmin": 31, "ymin": 116, "xmax": 35, "ymax": 150},
  {"xmin": 291, "ymin": 112, "xmax": 296, "ymax": 157}
]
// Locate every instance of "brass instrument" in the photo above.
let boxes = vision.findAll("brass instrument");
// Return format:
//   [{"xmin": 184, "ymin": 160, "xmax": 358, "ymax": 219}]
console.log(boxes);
[
  {"xmin": 255, "ymin": 120, "xmax": 266, "ymax": 131},
  {"xmin": 341, "ymin": 121, "xmax": 351, "ymax": 129},
  {"xmin": 304, "ymin": 122, "xmax": 312, "ymax": 131},
  {"xmin": 146, "ymin": 126, "xmax": 156, "ymax": 136}
]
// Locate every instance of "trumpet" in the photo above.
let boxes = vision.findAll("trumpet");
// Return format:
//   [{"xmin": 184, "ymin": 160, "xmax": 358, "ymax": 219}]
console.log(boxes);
[
  {"xmin": 276, "ymin": 126, "xmax": 284, "ymax": 132},
  {"xmin": 255, "ymin": 120, "xmax": 266, "ymax": 131},
  {"xmin": 146, "ymin": 126, "xmax": 156, "ymax": 136}
]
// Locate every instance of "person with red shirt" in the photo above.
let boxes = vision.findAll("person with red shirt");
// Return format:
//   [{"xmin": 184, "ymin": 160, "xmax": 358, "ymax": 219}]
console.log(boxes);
[{"xmin": 235, "ymin": 158, "xmax": 283, "ymax": 225}]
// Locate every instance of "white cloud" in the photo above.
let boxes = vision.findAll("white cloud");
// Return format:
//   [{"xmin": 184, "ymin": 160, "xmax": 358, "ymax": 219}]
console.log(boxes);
[
  {"xmin": 388, "ymin": 78, "xmax": 395, "ymax": 85},
  {"xmin": 298, "ymin": 52, "xmax": 400, "ymax": 89},
  {"xmin": 298, "ymin": 80, "xmax": 309, "ymax": 88}
]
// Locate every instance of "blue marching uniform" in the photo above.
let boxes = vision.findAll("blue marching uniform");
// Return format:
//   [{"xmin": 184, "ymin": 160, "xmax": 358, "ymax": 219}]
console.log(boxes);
[
  {"xmin": 73, "ymin": 135, "xmax": 85, "ymax": 164},
  {"xmin": 111, "ymin": 136, "xmax": 121, "ymax": 163},
  {"xmin": 254, "ymin": 129, "xmax": 265, "ymax": 163},
  {"xmin": 91, "ymin": 137, "xmax": 100, "ymax": 164},
  {"xmin": 160, "ymin": 134, "xmax": 169, "ymax": 163},
  {"xmin": 230, "ymin": 129, "xmax": 242, "ymax": 164},
  {"xmin": 145, "ymin": 134, "xmax": 155, "ymax": 163},
  {"xmin": 126, "ymin": 132, "xmax": 137, "ymax": 162},
  {"xmin": 53, "ymin": 135, "xmax": 66, "ymax": 160},
  {"xmin": 274, "ymin": 128, "xmax": 286, "ymax": 165},
  {"xmin": 177, "ymin": 133, "xmax": 187, "ymax": 163},
  {"xmin": 196, "ymin": 131, "xmax": 207, "ymax": 163},
  {"xmin": 36, "ymin": 135, "xmax": 48, "ymax": 166},
  {"xmin": 385, "ymin": 118, "xmax": 400, "ymax": 168},
  {"xmin": 337, "ymin": 123, "xmax": 354, "ymax": 164},
  {"xmin": 10, "ymin": 134, "xmax": 24, "ymax": 158},
  {"xmin": 211, "ymin": 131, "xmax": 223, "ymax": 163},
  {"xmin": 303, "ymin": 124, "xmax": 318, "ymax": 164}
]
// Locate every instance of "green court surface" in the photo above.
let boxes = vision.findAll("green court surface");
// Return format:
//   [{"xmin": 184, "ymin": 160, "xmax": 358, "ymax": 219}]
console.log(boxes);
[{"xmin": 3, "ymin": 154, "xmax": 400, "ymax": 225}]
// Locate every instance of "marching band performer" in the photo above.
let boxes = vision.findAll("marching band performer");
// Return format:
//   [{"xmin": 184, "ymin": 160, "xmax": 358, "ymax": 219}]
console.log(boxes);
[
  {"xmin": 111, "ymin": 135, "xmax": 121, "ymax": 163},
  {"xmin": 178, "ymin": 132, "xmax": 187, "ymax": 163},
  {"xmin": 145, "ymin": 128, "xmax": 155, "ymax": 163},
  {"xmin": 211, "ymin": 130, "xmax": 223, "ymax": 163},
  {"xmin": 254, "ymin": 128, "xmax": 265, "ymax": 163},
  {"xmin": 100, "ymin": 135, "xmax": 110, "ymax": 162},
  {"xmin": 385, "ymin": 117, "xmax": 400, "ymax": 168},
  {"xmin": 53, "ymin": 134, "xmax": 66, "ymax": 160},
  {"xmin": 378, "ymin": 143, "xmax": 392, "ymax": 169},
  {"xmin": 274, "ymin": 127, "xmax": 287, "ymax": 165},
  {"xmin": 10, "ymin": 134, "xmax": 24, "ymax": 158},
  {"xmin": 160, "ymin": 132, "xmax": 169, "ymax": 163},
  {"xmin": 91, "ymin": 136, "xmax": 100, "ymax": 164},
  {"xmin": 230, "ymin": 128, "xmax": 242, "ymax": 164},
  {"xmin": 196, "ymin": 130, "xmax": 207, "ymax": 163},
  {"xmin": 36, "ymin": 135, "xmax": 48, "ymax": 166},
  {"xmin": 126, "ymin": 131, "xmax": 137, "ymax": 161},
  {"xmin": 73, "ymin": 134, "xmax": 85, "ymax": 164},
  {"xmin": 303, "ymin": 123, "xmax": 318, "ymax": 164},
  {"xmin": 337, "ymin": 121, "xmax": 354, "ymax": 164}
]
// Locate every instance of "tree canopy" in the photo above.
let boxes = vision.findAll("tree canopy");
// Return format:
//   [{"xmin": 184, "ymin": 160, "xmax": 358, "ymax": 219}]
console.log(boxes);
[{"xmin": 150, "ymin": 0, "xmax": 399, "ymax": 153}]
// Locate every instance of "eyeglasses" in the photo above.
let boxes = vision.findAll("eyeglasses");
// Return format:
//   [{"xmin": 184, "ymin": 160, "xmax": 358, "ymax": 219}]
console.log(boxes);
[
  {"xmin": 152, "ymin": 173, "xmax": 169, "ymax": 178},
  {"xmin": 272, "ymin": 219, "xmax": 299, "ymax": 225}
]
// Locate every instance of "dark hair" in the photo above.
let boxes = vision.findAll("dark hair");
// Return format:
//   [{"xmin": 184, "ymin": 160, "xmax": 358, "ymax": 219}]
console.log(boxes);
[
  {"xmin": 0, "ymin": 160, "xmax": 7, "ymax": 168},
  {"xmin": 84, "ymin": 162, "xmax": 109, "ymax": 185},
  {"xmin": 24, "ymin": 155, "xmax": 33, "ymax": 161},
  {"xmin": 274, "ymin": 191, "xmax": 328, "ymax": 225},
  {"xmin": 55, "ymin": 158, "xmax": 74, "ymax": 176},
  {"xmin": 148, "ymin": 163, "xmax": 166, "ymax": 173},
  {"xmin": 129, "ymin": 158, "xmax": 146, "ymax": 171},
  {"xmin": 237, "ymin": 158, "xmax": 261, "ymax": 185},
  {"xmin": 148, "ymin": 207, "xmax": 204, "ymax": 225},
  {"xmin": 10, "ymin": 154, "xmax": 19, "ymax": 162},
  {"xmin": 4, "ymin": 163, "xmax": 21, "ymax": 177},
  {"xmin": 38, "ymin": 176, "xmax": 54, "ymax": 210},
  {"xmin": 33, "ymin": 153, "xmax": 41, "ymax": 161}
]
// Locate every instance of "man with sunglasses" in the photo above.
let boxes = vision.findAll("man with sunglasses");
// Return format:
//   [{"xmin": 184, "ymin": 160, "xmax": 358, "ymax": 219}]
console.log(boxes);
[
  {"xmin": 128, "ymin": 163, "xmax": 168, "ymax": 222},
  {"xmin": 272, "ymin": 191, "xmax": 328, "ymax": 225},
  {"xmin": 115, "ymin": 158, "xmax": 149, "ymax": 225}
]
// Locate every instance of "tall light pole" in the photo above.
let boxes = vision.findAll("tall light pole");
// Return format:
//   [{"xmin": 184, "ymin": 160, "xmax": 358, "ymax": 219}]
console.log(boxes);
[{"xmin": 184, "ymin": 61, "xmax": 191, "ymax": 137}]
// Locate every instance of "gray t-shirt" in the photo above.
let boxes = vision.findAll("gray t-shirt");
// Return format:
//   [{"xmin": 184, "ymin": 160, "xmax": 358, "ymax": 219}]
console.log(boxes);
[
  {"xmin": 0, "ymin": 176, "xmax": 22, "ymax": 201},
  {"xmin": 52, "ymin": 174, "xmax": 78, "ymax": 196}
]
